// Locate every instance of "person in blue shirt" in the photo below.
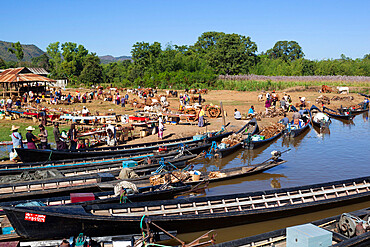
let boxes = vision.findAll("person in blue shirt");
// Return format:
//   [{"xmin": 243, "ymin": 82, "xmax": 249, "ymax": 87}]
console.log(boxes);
[
  {"xmin": 248, "ymin": 105, "xmax": 255, "ymax": 115},
  {"xmin": 280, "ymin": 114, "xmax": 289, "ymax": 126},
  {"xmin": 10, "ymin": 125, "xmax": 22, "ymax": 149},
  {"xmin": 298, "ymin": 107, "xmax": 306, "ymax": 116}
]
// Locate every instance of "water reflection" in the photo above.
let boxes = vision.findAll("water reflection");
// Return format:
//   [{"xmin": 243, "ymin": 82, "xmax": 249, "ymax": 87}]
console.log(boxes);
[
  {"xmin": 363, "ymin": 111, "xmax": 369, "ymax": 122},
  {"xmin": 312, "ymin": 125, "xmax": 330, "ymax": 139},
  {"xmin": 281, "ymin": 127, "xmax": 310, "ymax": 149}
]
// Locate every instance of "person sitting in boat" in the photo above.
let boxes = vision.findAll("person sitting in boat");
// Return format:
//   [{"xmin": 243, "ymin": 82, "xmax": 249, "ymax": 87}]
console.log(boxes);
[
  {"xmin": 234, "ymin": 109, "xmax": 242, "ymax": 120},
  {"xmin": 25, "ymin": 126, "xmax": 39, "ymax": 150},
  {"xmin": 53, "ymin": 122, "xmax": 66, "ymax": 150},
  {"xmin": 292, "ymin": 111, "xmax": 301, "ymax": 125},
  {"xmin": 248, "ymin": 106, "xmax": 255, "ymax": 116},
  {"xmin": 280, "ymin": 114, "xmax": 289, "ymax": 126},
  {"xmin": 106, "ymin": 124, "xmax": 117, "ymax": 146},
  {"xmin": 363, "ymin": 98, "xmax": 369, "ymax": 109}
]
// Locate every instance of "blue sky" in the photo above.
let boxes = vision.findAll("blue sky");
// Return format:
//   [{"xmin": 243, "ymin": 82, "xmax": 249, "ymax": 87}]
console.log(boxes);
[{"xmin": 1, "ymin": 0, "xmax": 369, "ymax": 60}]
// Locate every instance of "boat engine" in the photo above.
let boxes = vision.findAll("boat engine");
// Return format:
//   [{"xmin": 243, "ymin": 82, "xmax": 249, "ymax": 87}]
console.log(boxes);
[
  {"xmin": 338, "ymin": 213, "xmax": 370, "ymax": 237},
  {"xmin": 271, "ymin": 150, "xmax": 281, "ymax": 160}
]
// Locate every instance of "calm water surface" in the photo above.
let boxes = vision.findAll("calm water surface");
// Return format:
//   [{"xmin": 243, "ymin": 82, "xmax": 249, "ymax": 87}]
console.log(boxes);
[{"xmin": 175, "ymin": 112, "xmax": 370, "ymax": 243}]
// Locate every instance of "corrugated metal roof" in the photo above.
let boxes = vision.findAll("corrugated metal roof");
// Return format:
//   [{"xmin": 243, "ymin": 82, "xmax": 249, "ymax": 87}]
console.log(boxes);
[
  {"xmin": 0, "ymin": 67, "xmax": 55, "ymax": 83},
  {"xmin": 27, "ymin": 67, "xmax": 49, "ymax": 75}
]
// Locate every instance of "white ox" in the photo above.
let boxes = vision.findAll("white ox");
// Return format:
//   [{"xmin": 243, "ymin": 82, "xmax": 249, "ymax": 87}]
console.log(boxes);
[{"xmin": 337, "ymin": 86, "xmax": 349, "ymax": 94}]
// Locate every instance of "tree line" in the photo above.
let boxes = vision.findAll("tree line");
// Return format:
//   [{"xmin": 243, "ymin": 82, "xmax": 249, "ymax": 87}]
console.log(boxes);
[{"xmin": 1, "ymin": 32, "xmax": 369, "ymax": 89}]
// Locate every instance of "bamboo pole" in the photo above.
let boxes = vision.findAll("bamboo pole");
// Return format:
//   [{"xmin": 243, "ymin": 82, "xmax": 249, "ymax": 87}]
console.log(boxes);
[{"xmin": 220, "ymin": 101, "xmax": 226, "ymax": 127}]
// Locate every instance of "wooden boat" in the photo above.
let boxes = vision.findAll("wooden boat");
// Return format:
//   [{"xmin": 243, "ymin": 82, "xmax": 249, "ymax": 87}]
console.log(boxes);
[
  {"xmin": 213, "ymin": 207, "xmax": 370, "ymax": 247},
  {"xmin": 216, "ymin": 118, "xmax": 259, "ymax": 158},
  {"xmin": 0, "ymin": 147, "xmax": 200, "ymax": 176},
  {"xmin": 309, "ymin": 105, "xmax": 331, "ymax": 128},
  {"xmin": 341, "ymin": 102, "xmax": 369, "ymax": 115},
  {"xmin": 133, "ymin": 157, "xmax": 287, "ymax": 188},
  {"xmin": 0, "ymin": 183, "xmax": 192, "ymax": 212},
  {"xmin": 358, "ymin": 92, "xmax": 370, "ymax": 98},
  {"xmin": 323, "ymin": 106, "xmax": 354, "ymax": 120},
  {"xmin": 15, "ymin": 130, "xmax": 231, "ymax": 162},
  {"xmin": 284, "ymin": 111, "xmax": 311, "ymax": 138},
  {"xmin": 5, "ymin": 176, "xmax": 370, "ymax": 240},
  {"xmin": 243, "ymin": 127, "xmax": 284, "ymax": 150},
  {"xmin": 0, "ymin": 155, "xmax": 197, "ymax": 202}
]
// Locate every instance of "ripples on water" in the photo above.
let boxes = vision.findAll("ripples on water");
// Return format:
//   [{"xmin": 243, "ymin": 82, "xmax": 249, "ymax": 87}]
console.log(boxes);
[{"xmin": 193, "ymin": 112, "xmax": 370, "ymax": 196}]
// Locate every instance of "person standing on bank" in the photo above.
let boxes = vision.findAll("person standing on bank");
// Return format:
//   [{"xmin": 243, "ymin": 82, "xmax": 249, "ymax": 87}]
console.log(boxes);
[
  {"xmin": 158, "ymin": 117, "xmax": 164, "ymax": 139},
  {"xmin": 53, "ymin": 122, "xmax": 65, "ymax": 150},
  {"xmin": 10, "ymin": 125, "xmax": 22, "ymax": 150},
  {"xmin": 25, "ymin": 126, "xmax": 39, "ymax": 149},
  {"xmin": 68, "ymin": 123, "xmax": 78, "ymax": 150},
  {"xmin": 198, "ymin": 94, "xmax": 202, "ymax": 105},
  {"xmin": 198, "ymin": 107, "xmax": 205, "ymax": 127},
  {"xmin": 38, "ymin": 124, "xmax": 48, "ymax": 149}
]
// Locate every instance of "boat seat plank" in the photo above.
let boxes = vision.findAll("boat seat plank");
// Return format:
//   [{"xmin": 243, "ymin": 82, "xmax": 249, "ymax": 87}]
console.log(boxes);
[{"xmin": 109, "ymin": 183, "xmax": 370, "ymax": 217}]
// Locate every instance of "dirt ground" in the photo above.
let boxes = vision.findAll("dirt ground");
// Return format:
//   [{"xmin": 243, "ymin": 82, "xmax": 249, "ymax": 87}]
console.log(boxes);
[{"xmin": 1, "ymin": 86, "xmax": 366, "ymax": 146}]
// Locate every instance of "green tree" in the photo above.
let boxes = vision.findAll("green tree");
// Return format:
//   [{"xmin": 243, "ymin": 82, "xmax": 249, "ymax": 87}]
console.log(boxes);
[
  {"xmin": 31, "ymin": 53, "xmax": 51, "ymax": 70},
  {"xmin": 207, "ymin": 33, "xmax": 258, "ymax": 74},
  {"xmin": 7, "ymin": 41, "xmax": 24, "ymax": 62},
  {"xmin": 79, "ymin": 53, "xmax": 103, "ymax": 85},
  {"xmin": 266, "ymin": 41, "xmax": 304, "ymax": 61},
  {"xmin": 46, "ymin": 42, "xmax": 62, "ymax": 76},
  {"xmin": 0, "ymin": 57, "xmax": 5, "ymax": 69},
  {"xmin": 192, "ymin": 31, "xmax": 225, "ymax": 54}
]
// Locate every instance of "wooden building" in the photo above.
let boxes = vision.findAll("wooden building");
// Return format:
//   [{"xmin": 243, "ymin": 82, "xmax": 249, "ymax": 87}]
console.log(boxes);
[{"xmin": 0, "ymin": 67, "xmax": 55, "ymax": 97}]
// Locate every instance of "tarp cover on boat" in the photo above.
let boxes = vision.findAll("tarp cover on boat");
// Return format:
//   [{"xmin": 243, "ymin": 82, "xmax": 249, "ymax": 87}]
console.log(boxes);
[{"xmin": 0, "ymin": 169, "xmax": 64, "ymax": 183}]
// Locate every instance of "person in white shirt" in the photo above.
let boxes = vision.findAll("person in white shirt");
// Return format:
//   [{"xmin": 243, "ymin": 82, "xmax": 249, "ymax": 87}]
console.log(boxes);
[
  {"xmin": 234, "ymin": 109, "xmax": 242, "ymax": 120},
  {"xmin": 81, "ymin": 106, "xmax": 90, "ymax": 116}
]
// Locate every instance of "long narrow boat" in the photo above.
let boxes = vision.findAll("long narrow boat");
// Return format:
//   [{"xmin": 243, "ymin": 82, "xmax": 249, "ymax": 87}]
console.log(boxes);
[
  {"xmin": 243, "ymin": 126, "xmax": 284, "ymax": 150},
  {"xmin": 341, "ymin": 102, "xmax": 369, "ymax": 115},
  {"xmin": 0, "ymin": 155, "xmax": 197, "ymax": 202},
  {"xmin": 213, "ymin": 207, "xmax": 370, "ymax": 247},
  {"xmin": 323, "ymin": 106, "xmax": 354, "ymax": 120},
  {"xmin": 216, "ymin": 119, "xmax": 259, "ymax": 158},
  {"xmin": 284, "ymin": 111, "xmax": 311, "ymax": 138},
  {"xmin": 15, "ymin": 130, "xmax": 232, "ymax": 162},
  {"xmin": 0, "ymin": 146, "xmax": 200, "ymax": 175},
  {"xmin": 309, "ymin": 105, "xmax": 331, "ymax": 128},
  {"xmin": 5, "ymin": 176, "xmax": 370, "ymax": 240},
  {"xmin": 132, "ymin": 157, "xmax": 287, "ymax": 188},
  {"xmin": 0, "ymin": 182, "xmax": 191, "ymax": 213}
]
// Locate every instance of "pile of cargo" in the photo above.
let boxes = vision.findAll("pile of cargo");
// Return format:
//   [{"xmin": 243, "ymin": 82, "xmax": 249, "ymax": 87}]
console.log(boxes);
[
  {"xmin": 220, "ymin": 133, "xmax": 242, "ymax": 147},
  {"xmin": 208, "ymin": 171, "xmax": 226, "ymax": 179},
  {"xmin": 257, "ymin": 123, "xmax": 285, "ymax": 140},
  {"xmin": 316, "ymin": 95, "xmax": 331, "ymax": 105},
  {"xmin": 331, "ymin": 96, "xmax": 354, "ymax": 101}
]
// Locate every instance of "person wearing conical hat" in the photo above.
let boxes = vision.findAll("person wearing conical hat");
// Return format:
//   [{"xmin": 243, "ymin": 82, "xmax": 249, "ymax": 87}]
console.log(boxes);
[
  {"xmin": 10, "ymin": 125, "xmax": 22, "ymax": 150},
  {"xmin": 10, "ymin": 125, "xmax": 22, "ymax": 162},
  {"xmin": 25, "ymin": 126, "xmax": 39, "ymax": 149}
]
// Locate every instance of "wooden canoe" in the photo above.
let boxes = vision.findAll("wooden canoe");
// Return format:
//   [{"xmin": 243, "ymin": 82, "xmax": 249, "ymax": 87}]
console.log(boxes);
[
  {"xmin": 132, "ymin": 158, "xmax": 287, "ymax": 188},
  {"xmin": 243, "ymin": 129, "xmax": 284, "ymax": 150},
  {"xmin": 0, "ymin": 146, "xmax": 201, "ymax": 175},
  {"xmin": 15, "ymin": 130, "xmax": 232, "ymax": 162},
  {"xmin": 323, "ymin": 106, "xmax": 354, "ymax": 121},
  {"xmin": 216, "ymin": 118, "xmax": 259, "ymax": 158},
  {"xmin": 0, "ymin": 154, "xmax": 197, "ymax": 202},
  {"xmin": 4, "ymin": 176, "xmax": 370, "ymax": 240},
  {"xmin": 309, "ymin": 105, "xmax": 331, "ymax": 128},
  {"xmin": 284, "ymin": 111, "xmax": 311, "ymax": 138},
  {"xmin": 213, "ymin": 207, "xmax": 370, "ymax": 247}
]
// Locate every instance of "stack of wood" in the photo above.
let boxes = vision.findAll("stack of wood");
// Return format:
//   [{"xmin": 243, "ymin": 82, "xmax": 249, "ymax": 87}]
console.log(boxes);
[
  {"xmin": 259, "ymin": 123, "xmax": 285, "ymax": 139},
  {"xmin": 208, "ymin": 171, "xmax": 226, "ymax": 179},
  {"xmin": 220, "ymin": 133, "xmax": 242, "ymax": 147},
  {"xmin": 149, "ymin": 171, "xmax": 190, "ymax": 186},
  {"xmin": 262, "ymin": 108, "xmax": 285, "ymax": 118},
  {"xmin": 331, "ymin": 96, "xmax": 354, "ymax": 101},
  {"xmin": 316, "ymin": 95, "xmax": 331, "ymax": 105}
]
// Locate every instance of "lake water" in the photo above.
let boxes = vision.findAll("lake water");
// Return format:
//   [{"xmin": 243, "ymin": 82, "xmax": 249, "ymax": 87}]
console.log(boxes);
[{"xmin": 176, "ymin": 111, "xmax": 370, "ymax": 243}]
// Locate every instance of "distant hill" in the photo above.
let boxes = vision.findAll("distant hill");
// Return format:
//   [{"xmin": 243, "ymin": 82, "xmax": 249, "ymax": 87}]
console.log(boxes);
[
  {"xmin": 0, "ymin": 41, "xmax": 45, "ymax": 62},
  {"xmin": 99, "ymin": 55, "xmax": 132, "ymax": 64}
]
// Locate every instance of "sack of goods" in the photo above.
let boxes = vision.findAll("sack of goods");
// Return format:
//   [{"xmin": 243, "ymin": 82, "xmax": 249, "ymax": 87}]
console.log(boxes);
[{"xmin": 252, "ymin": 135, "xmax": 265, "ymax": 141}]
